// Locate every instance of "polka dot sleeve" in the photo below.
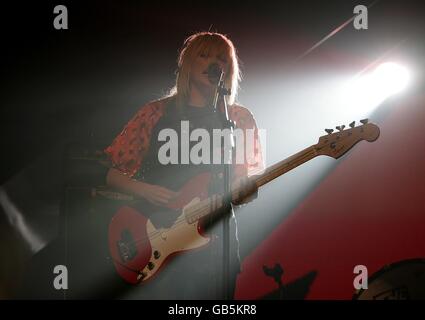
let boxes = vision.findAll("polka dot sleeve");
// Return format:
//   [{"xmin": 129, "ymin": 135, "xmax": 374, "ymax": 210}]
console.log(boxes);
[{"xmin": 104, "ymin": 101, "xmax": 166, "ymax": 178}]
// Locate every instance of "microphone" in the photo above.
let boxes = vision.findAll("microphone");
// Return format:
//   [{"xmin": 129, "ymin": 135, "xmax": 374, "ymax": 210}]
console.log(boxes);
[{"xmin": 205, "ymin": 63, "xmax": 223, "ymax": 83}]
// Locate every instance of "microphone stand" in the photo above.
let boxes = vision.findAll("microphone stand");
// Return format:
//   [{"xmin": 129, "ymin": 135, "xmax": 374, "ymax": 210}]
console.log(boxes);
[{"xmin": 210, "ymin": 70, "xmax": 233, "ymax": 300}]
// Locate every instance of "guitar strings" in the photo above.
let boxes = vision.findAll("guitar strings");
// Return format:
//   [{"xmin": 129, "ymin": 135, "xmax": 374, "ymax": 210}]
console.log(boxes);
[
  {"xmin": 117, "ymin": 148, "xmax": 317, "ymax": 249},
  {"xmin": 121, "ymin": 148, "xmax": 316, "ymax": 247},
  {"xmin": 125, "ymin": 148, "xmax": 316, "ymax": 247}
]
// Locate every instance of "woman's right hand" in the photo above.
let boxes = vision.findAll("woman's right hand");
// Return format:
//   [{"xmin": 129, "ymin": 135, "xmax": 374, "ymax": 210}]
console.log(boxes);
[
  {"xmin": 106, "ymin": 168, "xmax": 179, "ymax": 207},
  {"xmin": 137, "ymin": 182, "xmax": 179, "ymax": 207}
]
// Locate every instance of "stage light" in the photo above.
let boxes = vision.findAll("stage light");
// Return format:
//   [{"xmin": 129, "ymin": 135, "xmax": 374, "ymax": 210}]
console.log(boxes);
[
  {"xmin": 373, "ymin": 62, "xmax": 410, "ymax": 96},
  {"xmin": 342, "ymin": 62, "xmax": 410, "ymax": 115}
]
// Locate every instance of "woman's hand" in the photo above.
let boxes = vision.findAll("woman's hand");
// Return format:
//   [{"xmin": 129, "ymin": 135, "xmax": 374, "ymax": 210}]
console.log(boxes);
[
  {"xmin": 137, "ymin": 182, "xmax": 179, "ymax": 207},
  {"xmin": 106, "ymin": 168, "xmax": 179, "ymax": 207},
  {"xmin": 231, "ymin": 177, "xmax": 258, "ymax": 206}
]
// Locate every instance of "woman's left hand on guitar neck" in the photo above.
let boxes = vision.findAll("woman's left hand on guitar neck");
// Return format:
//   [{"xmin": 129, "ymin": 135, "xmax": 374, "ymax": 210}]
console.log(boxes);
[{"xmin": 231, "ymin": 176, "xmax": 258, "ymax": 206}]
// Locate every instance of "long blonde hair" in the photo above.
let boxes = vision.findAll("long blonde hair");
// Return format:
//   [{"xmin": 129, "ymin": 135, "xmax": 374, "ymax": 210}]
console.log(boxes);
[{"xmin": 169, "ymin": 32, "xmax": 241, "ymax": 109}]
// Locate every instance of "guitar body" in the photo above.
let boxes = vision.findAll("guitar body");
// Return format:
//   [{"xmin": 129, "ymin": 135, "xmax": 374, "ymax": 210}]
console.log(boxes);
[{"xmin": 108, "ymin": 172, "xmax": 212, "ymax": 284}]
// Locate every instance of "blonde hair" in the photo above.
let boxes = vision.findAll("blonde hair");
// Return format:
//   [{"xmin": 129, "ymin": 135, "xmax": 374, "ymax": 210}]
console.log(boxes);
[{"xmin": 169, "ymin": 32, "xmax": 241, "ymax": 109}]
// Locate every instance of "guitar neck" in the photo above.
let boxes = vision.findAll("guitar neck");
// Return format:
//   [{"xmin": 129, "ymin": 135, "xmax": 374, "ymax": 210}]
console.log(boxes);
[
  {"xmin": 253, "ymin": 145, "xmax": 317, "ymax": 188},
  {"xmin": 184, "ymin": 145, "xmax": 318, "ymax": 224}
]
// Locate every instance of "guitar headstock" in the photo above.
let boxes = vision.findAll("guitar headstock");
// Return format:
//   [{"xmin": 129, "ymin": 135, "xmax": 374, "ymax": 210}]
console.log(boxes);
[{"xmin": 314, "ymin": 119, "xmax": 380, "ymax": 159}]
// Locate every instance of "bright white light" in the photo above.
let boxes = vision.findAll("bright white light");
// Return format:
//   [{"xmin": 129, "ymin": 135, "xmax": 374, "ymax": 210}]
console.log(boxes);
[
  {"xmin": 342, "ymin": 62, "xmax": 410, "ymax": 115},
  {"xmin": 373, "ymin": 62, "xmax": 410, "ymax": 96}
]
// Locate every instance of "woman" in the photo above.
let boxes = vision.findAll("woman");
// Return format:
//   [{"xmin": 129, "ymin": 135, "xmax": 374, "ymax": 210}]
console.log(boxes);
[{"xmin": 104, "ymin": 32, "xmax": 264, "ymax": 299}]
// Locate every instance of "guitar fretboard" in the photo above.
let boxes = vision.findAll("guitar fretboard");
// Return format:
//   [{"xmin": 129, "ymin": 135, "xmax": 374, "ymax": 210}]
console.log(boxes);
[{"xmin": 184, "ymin": 145, "xmax": 318, "ymax": 223}]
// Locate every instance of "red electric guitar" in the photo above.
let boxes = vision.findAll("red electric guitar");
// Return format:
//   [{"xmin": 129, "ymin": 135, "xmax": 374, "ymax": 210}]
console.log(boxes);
[{"xmin": 106, "ymin": 120, "xmax": 380, "ymax": 284}]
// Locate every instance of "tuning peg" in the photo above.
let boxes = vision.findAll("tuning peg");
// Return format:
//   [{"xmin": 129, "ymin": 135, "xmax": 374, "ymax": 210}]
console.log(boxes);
[
  {"xmin": 325, "ymin": 129, "xmax": 334, "ymax": 135},
  {"xmin": 336, "ymin": 125, "xmax": 345, "ymax": 132},
  {"xmin": 349, "ymin": 121, "xmax": 355, "ymax": 128},
  {"xmin": 360, "ymin": 118, "xmax": 369, "ymax": 125}
]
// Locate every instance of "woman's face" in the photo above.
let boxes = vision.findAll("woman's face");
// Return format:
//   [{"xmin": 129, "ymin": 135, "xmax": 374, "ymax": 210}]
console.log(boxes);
[{"xmin": 189, "ymin": 45, "xmax": 230, "ymax": 93}]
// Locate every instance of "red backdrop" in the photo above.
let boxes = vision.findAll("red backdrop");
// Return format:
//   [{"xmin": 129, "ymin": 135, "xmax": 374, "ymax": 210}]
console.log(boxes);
[{"xmin": 236, "ymin": 93, "xmax": 425, "ymax": 299}]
